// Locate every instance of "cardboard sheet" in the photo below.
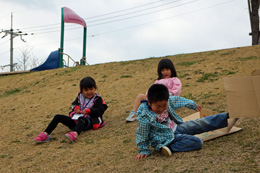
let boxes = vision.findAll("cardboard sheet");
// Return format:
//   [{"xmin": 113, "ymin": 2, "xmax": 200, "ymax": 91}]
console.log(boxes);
[
  {"xmin": 222, "ymin": 69, "xmax": 260, "ymax": 118},
  {"xmin": 182, "ymin": 109, "xmax": 242, "ymax": 141}
]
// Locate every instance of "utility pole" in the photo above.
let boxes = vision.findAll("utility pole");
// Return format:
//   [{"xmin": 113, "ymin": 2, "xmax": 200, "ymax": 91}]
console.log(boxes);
[
  {"xmin": 248, "ymin": 0, "xmax": 260, "ymax": 45},
  {"xmin": 0, "ymin": 13, "xmax": 31, "ymax": 72}
]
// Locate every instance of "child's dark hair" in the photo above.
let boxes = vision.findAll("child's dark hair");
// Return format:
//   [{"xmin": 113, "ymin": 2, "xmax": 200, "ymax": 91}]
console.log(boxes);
[
  {"xmin": 147, "ymin": 84, "xmax": 169, "ymax": 104},
  {"xmin": 157, "ymin": 58, "xmax": 177, "ymax": 79},
  {"xmin": 80, "ymin": 76, "xmax": 97, "ymax": 92}
]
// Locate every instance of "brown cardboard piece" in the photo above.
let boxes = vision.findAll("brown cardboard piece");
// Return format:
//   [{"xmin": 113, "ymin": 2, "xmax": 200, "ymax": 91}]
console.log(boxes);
[
  {"xmin": 222, "ymin": 69, "xmax": 260, "ymax": 118},
  {"xmin": 182, "ymin": 109, "xmax": 242, "ymax": 141},
  {"xmin": 178, "ymin": 70, "xmax": 260, "ymax": 141}
]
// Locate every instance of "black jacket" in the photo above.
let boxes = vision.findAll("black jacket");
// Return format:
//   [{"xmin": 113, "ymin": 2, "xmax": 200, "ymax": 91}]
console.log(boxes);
[{"xmin": 71, "ymin": 93, "xmax": 108, "ymax": 125}]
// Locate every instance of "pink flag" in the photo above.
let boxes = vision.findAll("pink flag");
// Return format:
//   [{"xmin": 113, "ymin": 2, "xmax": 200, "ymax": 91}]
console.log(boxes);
[{"xmin": 63, "ymin": 7, "xmax": 86, "ymax": 28}]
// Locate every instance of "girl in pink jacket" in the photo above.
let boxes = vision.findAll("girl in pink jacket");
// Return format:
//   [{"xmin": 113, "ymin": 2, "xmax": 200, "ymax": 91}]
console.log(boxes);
[{"xmin": 126, "ymin": 58, "xmax": 182, "ymax": 122}]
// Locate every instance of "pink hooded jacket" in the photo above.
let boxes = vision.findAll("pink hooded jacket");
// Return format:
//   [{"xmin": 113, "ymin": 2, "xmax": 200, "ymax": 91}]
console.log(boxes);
[{"xmin": 154, "ymin": 77, "xmax": 182, "ymax": 96}]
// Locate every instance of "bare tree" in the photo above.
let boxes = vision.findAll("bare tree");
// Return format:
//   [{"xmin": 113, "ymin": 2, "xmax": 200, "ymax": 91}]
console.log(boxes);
[
  {"xmin": 16, "ymin": 47, "xmax": 32, "ymax": 71},
  {"xmin": 15, "ymin": 46, "xmax": 43, "ymax": 71},
  {"xmin": 248, "ymin": 0, "xmax": 260, "ymax": 45},
  {"xmin": 30, "ymin": 54, "xmax": 43, "ymax": 69}
]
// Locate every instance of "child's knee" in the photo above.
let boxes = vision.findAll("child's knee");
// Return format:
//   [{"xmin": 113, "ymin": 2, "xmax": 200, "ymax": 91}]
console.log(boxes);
[
  {"xmin": 54, "ymin": 114, "xmax": 63, "ymax": 120},
  {"xmin": 137, "ymin": 94, "xmax": 146, "ymax": 100}
]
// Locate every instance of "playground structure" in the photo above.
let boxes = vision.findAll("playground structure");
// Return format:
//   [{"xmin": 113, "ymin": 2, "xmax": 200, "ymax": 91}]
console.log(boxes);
[
  {"xmin": 31, "ymin": 7, "xmax": 87, "ymax": 72},
  {"xmin": 62, "ymin": 52, "xmax": 82, "ymax": 67},
  {"xmin": 31, "ymin": 49, "xmax": 88, "ymax": 72},
  {"xmin": 59, "ymin": 7, "xmax": 87, "ymax": 67},
  {"xmin": 31, "ymin": 50, "xmax": 60, "ymax": 71},
  {"xmin": 0, "ymin": 7, "xmax": 87, "ymax": 75}
]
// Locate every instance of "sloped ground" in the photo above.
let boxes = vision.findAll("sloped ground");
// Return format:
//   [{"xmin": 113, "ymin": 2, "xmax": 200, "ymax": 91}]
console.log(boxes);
[{"xmin": 0, "ymin": 45, "xmax": 260, "ymax": 172}]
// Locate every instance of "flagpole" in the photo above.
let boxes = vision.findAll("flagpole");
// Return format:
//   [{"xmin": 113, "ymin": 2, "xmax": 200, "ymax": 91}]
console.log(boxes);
[{"xmin": 59, "ymin": 7, "xmax": 65, "ymax": 68}]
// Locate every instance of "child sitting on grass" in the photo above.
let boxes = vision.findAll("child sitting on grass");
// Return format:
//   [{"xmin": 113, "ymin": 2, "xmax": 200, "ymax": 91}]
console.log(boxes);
[
  {"xmin": 34, "ymin": 76, "xmax": 107, "ymax": 143},
  {"xmin": 135, "ymin": 84, "xmax": 229, "ymax": 159},
  {"xmin": 126, "ymin": 58, "xmax": 182, "ymax": 122}
]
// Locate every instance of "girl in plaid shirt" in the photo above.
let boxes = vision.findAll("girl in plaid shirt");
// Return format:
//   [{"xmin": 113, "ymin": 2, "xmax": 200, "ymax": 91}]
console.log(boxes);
[{"xmin": 135, "ymin": 84, "xmax": 229, "ymax": 159}]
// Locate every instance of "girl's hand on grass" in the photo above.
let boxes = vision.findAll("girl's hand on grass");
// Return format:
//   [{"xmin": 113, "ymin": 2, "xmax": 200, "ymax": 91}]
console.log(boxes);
[
  {"xmin": 135, "ymin": 154, "xmax": 148, "ymax": 160},
  {"xmin": 196, "ymin": 104, "xmax": 201, "ymax": 112}
]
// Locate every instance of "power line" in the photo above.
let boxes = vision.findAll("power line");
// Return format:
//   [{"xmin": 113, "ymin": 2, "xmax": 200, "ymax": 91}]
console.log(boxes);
[
  {"xmin": 5, "ymin": 0, "xmax": 236, "ymax": 37},
  {"xmin": 23, "ymin": 0, "xmax": 200, "ymax": 34},
  {"xmin": 20, "ymin": 23, "xmax": 61, "ymax": 31},
  {"xmin": 18, "ymin": 0, "xmax": 167, "ymax": 31},
  {"xmin": 85, "ymin": 0, "xmax": 182, "ymax": 22},
  {"xmin": 90, "ymin": 0, "xmax": 237, "ymax": 37},
  {"xmin": 87, "ymin": 0, "xmax": 199, "ymax": 26},
  {"xmin": 85, "ymin": 0, "xmax": 184, "ymax": 23},
  {"xmin": 19, "ymin": 0, "xmax": 183, "ymax": 32},
  {"xmin": 18, "ymin": 0, "xmax": 235, "ymax": 37},
  {"xmin": 0, "ymin": 0, "xmax": 238, "ymax": 53},
  {"xmin": 85, "ymin": 0, "xmax": 166, "ymax": 19}
]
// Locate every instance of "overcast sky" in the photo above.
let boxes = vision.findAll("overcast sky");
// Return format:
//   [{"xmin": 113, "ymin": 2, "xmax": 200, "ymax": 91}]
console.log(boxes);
[{"xmin": 0, "ymin": 0, "xmax": 251, "ymax": 72}]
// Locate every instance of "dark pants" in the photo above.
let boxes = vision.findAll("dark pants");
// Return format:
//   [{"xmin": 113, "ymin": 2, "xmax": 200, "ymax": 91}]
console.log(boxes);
[{"xmin": 44, "ymin": 114, "xmax": 92, "ymax": 135}]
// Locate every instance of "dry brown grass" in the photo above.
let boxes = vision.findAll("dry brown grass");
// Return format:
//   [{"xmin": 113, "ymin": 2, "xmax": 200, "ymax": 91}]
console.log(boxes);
[{"xmin": 0, "ymin": 45, "xmax": 260, "ymax": 172}]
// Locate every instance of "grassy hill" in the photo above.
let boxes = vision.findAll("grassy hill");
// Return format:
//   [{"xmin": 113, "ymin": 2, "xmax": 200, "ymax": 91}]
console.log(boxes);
[{"xmin": 0, "ymin": 45, "xmax": 260, "ymax": 172}]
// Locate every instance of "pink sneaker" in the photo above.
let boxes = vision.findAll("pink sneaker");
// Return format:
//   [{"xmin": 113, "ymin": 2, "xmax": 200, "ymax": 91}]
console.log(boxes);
[
  {"xmin": 34, "ymin": 132, "xmax": 50, "ymax": 143},
  {"xmin": 65, "ymin": 132, "xmax": 78, "ymax": 142}
]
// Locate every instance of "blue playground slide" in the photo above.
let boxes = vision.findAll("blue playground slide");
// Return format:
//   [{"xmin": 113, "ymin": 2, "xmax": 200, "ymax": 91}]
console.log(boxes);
[{"xmin": 31, "ymin": 50, "xmax": 60, "ymax": 71}]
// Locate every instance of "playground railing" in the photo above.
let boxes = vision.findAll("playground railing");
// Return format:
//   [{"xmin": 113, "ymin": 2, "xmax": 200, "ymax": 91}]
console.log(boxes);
[{"xmin": 61, "ymin": 52, "xmax": 80, "ymax": 67}]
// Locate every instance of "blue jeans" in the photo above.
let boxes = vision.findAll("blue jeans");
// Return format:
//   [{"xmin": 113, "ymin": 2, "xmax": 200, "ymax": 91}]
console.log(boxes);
[{"xmin": 168, "ymin": 113, "xmax": 229, "ymax": 152}]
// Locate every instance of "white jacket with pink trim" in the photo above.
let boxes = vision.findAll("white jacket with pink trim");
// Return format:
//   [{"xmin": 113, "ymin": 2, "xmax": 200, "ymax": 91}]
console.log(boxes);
[{"xmin": 154, "ymin": 77, "xmax": 182, "ymax": 96}]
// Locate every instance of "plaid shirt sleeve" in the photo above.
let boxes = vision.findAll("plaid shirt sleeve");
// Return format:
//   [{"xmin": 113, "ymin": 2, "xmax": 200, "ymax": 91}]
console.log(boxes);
[
  {"xmin": 169, "ymin": 96, "xmax": 197, "ymax": 110},
  {"xmin": 136, "ymin": 115, "xmax": 152, "ymax": 156}
]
